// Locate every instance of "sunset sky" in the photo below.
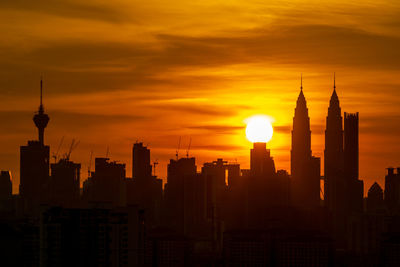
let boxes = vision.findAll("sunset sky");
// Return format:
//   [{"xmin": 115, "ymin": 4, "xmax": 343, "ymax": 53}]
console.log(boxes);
[{"xmin": 1, "ymin": 0, "xmax": 400, "ymax": 194}]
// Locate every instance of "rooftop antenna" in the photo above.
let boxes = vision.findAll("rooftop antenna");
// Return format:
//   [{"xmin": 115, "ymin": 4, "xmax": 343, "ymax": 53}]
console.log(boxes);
[
  {"xmin": 52, "ymin": 136, "xmax": 65, "ymax": 163},
  {"xmin": 153, "ymin": 160, "xmax": 159, "ymax": 177},
  {"xmin": 88, "ymin": 150, "xmax": 93, "ymax": 178},
  {"xmin": 186, "ymin": 137, "xmax": 192, "ymax": 158},
  {"xmin": 176, "ymin": 137, "xmax": 181, "ymax": 160}
]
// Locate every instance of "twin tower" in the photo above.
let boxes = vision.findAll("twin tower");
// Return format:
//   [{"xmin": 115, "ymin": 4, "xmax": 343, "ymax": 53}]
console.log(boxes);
[{"xmin": 291, "ymin": 76, "xmax": 363, "ymax": 219}]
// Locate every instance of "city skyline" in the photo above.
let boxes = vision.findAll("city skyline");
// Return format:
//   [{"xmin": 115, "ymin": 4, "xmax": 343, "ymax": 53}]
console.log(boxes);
[
  {"xmin": 1, "ymin": 2, "xmax": 400, "ymax": 265},
  {"xmin": 1, "ymin": 1, "xmax": 400, "ymax": 196},
  {"xmin": 1, "ymin": 75, "xmax": 397, "ymax": 196}
]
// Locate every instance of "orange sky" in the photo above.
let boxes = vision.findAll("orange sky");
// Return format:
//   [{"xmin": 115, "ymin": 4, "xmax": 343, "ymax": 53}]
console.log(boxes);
[{"xmin": 0, "ymin": 0, "xmax": 400, "ymax": 194}]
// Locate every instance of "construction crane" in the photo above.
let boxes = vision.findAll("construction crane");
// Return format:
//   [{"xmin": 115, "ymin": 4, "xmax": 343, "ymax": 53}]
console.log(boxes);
[
  {"xmin": 88, "ymin": 150, "xmax": 93, "ymax": 178},
  {"xmin": 176, "ymin": 136, "xmax": 181, "ymax": 160},
  {"xmin": 52, "ymin": 136, "xmax": 64, "ymax": 163},
  {"xmin": 65, "ymin": 139, "xmax": 80, "ymax": 161},
  {"xmin": 153, "ymin": 160, "xmax": 159, "ymax": 177},
  {"xmin": 186, "ymin": 137, "xmax": 192, "ymax": 158}
]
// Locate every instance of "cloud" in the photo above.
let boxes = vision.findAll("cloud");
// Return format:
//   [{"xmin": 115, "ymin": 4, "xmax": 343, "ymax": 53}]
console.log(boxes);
[
  {"xmin": 0, "ymin": 110, "xmax": 146, "ymax": 138},
  {"xmin": 360, "ymin": 115, "xmax": 400, "ymax": 135},
  {"xmin": 1, "ymin": 23, "xmax": 400, "ymax": 98},
  {"xmin": 273, "ymin": 125, "xmax": 291, "ymax": 134},
  {"xmin": 193, "ymin": 144, "xmax": 244, "ymax": 152},
  {"xmin": 0, "ymin": 0, "xmax": 127, "ymax": 23},
  {"xmin": 149, "ymin": 103, "xmax": 240, "ymax": 117},
  {"xmin": 187, "ymin": 125, "xmax": 244, "ymax": 134}
]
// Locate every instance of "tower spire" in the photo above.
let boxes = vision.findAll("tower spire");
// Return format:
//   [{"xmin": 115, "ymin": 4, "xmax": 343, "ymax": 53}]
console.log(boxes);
[
  {"xmin": 296, "ymin": 73, "xmax": 306, "ymax": 108},
  {"xmin": 40, "ymin": 77, "xmax": 43, "ymax": 107},
  {"xmin": 333, "ymin": 72, "xmax": 336, "ymax": 91},
  {"xmin": 33, "ymin": 78, "xmax": 49, "ymax": 145},
  {"xmin": 38, "ymin": 77, "xmax": 44, "ymax": 114},
  {"xmin": 300, "ymin": 73, "xmax": 303, "ymax": 91}
]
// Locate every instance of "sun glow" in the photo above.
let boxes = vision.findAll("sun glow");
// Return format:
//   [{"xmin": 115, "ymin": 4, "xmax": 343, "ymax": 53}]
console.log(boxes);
[{"xmin": 245, "ymin": 115, "xmax": 274, "ymax": 143}]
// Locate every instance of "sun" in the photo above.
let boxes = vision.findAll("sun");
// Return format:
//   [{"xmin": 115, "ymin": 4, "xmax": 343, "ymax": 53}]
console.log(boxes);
[{"xmin": 245, "ymin": 115, "xmax": 274, "ymax": 143}]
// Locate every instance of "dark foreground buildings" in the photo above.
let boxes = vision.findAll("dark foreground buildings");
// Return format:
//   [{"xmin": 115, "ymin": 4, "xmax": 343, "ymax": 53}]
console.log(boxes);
[{"xmin": 0, "ymin": 78, "xmax": 400, "ymax": 266}]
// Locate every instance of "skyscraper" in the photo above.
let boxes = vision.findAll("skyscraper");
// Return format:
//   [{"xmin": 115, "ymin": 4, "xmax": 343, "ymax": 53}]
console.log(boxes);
[
  {"xmin": 82, "ymin": 158, "xmax": 126, "ymax": 207},
  {"xmin": 33, "ymin": 79, "xmax": 49, "ymax": 146},
  {"xmin": 344, "ymin": 112, "xmax": 364, "ymax": 213},
  {"xmin": 367, "ymin": 182, "xmax": 384, "ymax": 213},
  {"xmin": 49, "ymin": 159, "xmax": 81, "ymax": 207},
  {"xmin": 344, "ymin": 112, "xmax": 359, "ymax": 180},
  {"xmin": 132, "ymin": 142, "xmax": 152, "ymax": 179},
  {"xmin": 127, "ymin": 143, "xmax": 162, "ymax": 227},
  {"xmin": 19, "ymin": 80, "xmax": 50, "ymax": 215},
  {"xmin": 163, "ymin": 157, "xmax": 207, "ymax": 235},
  {"xmin": 0, "ymin": 171, "xmax": 12, "ymax": 200},
  {"xmin": 0, "ymin": 171, "xmax": 12, "ymax": 212},
  {"xmin": 291, "ymin": 78, "xmax": 311, "ymax": 178},
  {"xmin": 324, "ymin": 76, "xmax": 344, "ymax": 212},
  {"xmin": 250, "ymin": 142, "xmax": 275, "ymax": 177},
  {"xmin": 384, "ymin": 167, "xmax": 400, "ymax": 213},
  {"xmin": 323, "ymin": 76, "xmax": 348, "ymax": 248},
  {"xmin": 247, "ymin": 142, "xmax": 290, "ymax": 228},
  {"xmin": 324, "ymin": 76, "xmax": 365, "ymax": 249},
  {"xmin": 291, "ymin": 77, "xmax": 320, "ymax": 209}
]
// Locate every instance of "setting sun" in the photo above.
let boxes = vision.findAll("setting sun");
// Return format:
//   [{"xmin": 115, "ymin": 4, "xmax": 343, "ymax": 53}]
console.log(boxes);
[{"xmin": 245, "ymin": 115, "xmax": 274, "ymax": 143}]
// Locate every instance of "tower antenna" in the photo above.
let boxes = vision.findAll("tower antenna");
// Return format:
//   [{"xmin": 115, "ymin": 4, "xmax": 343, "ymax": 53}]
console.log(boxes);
[
  {"xmin": 40, "ymin": 76, "xmax": 44, "ymax": 108},
  {"xmin": 34, "ymin": 77, "xmax": 50, "ymax": 145}
]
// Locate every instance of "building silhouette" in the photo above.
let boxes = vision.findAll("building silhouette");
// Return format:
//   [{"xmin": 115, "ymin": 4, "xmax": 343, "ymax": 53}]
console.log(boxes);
[
  {"xmin": 19, "ymin": 80, "xmax": 50, "ymax": 216},
  {"xmin": 250, "ymin": 142, "xmax": 275, "ymax": 177},
  {"xmin": 0, "ymin": 171, "xmax": 12, "ymax": 212},
  {"xmin": 144, "ymin": 228, "xmax": 187, "ymax": 267},
  {"xmin": 132, "ymin": 142, "xmax": 152, "ymax": 179},
  {"xmin": 82, "ymin": 158, "xmax": 126, "ymax": 207},
  {"xmin": 344, "ymin": 112, "xmax": 359, "ymax": 180},
  {"xmin": 324, "ymin": 77, "xmax": 344, "ymax": 216},
  {"xmin": 0, "ymin": 171, "xmax": 12, "ymax": 200},
  {"xmin": 40, "ymin": 206, "xmax": 145, "ymax": 267},
  {"xmin": 49, "ymin": 158, "xmax": 81, "ymax": 207},
  {"xmin": 202, "ymin": 158, "xmax": 240, "ymax": 250},
  {"xmin": 384, "ymin": 167, "xmax": 400, "ymax": 213},
  {"xmin": 223, "ymin": 229, "xmax": 333, "ymax": 267},
  {"xmin": 3, "ymin": 78, "xmax": 400, "ymax": 266},
  {"xmin": 343, "ymin": 112, "xmax": 364, "ymax": 213},
  {"xmin": 247, "ymin": 142, "xmax": 290, "ymax": 229},
  {"xmin": 163, "ymin": 157, "xmax": 208, "ymax": 237},
  {"xmin": 367, "ymin": 182, "xmax": 385, "ymax": 213},
  {"xmin": 126, "ymin": 142, "xmax": 162, "ymax": 228},
  {"xmin": 290, "ymin": 79, "xmax": 321, "ymax": 209}
]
